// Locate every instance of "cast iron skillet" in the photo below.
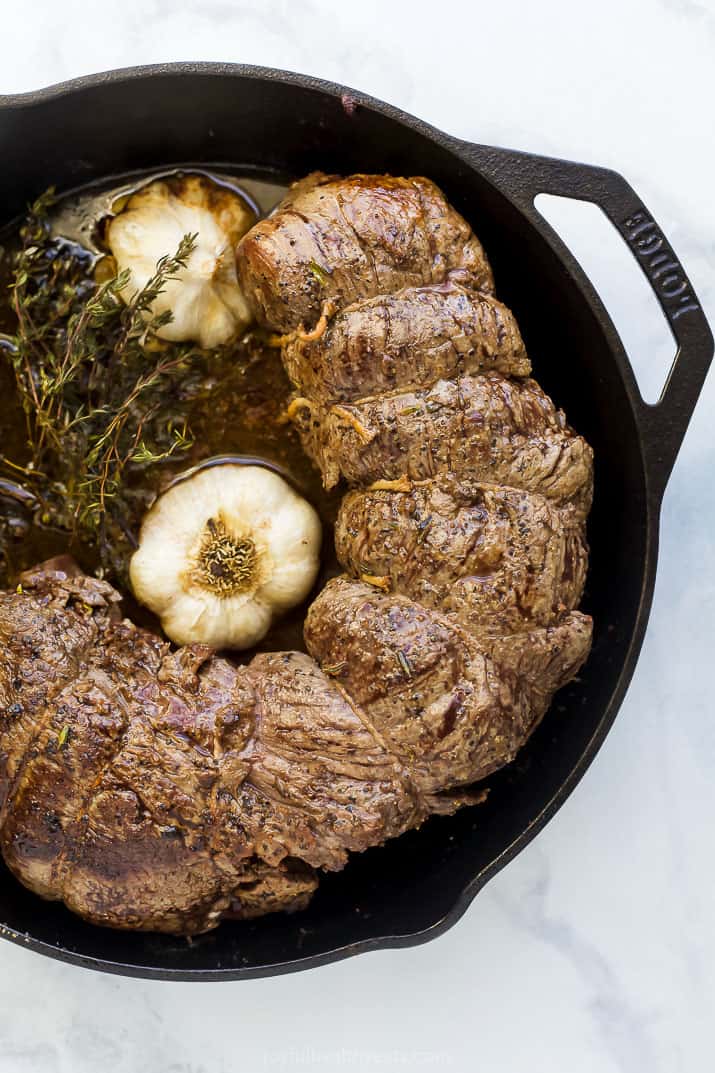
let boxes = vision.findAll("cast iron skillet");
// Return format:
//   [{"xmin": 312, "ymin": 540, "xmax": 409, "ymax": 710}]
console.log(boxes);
[{"xmin": 0, "ymin": 64, "xmax": 711, "ymax": 980}]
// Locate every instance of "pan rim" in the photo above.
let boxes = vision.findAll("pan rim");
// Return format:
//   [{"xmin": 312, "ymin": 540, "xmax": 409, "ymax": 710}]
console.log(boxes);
[{"xmin": 0, "ymin": 62, "xmax": 661, "ymax": 980}]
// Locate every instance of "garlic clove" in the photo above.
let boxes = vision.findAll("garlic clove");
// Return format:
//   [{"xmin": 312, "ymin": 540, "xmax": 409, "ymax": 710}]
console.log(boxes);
[
  {"xmin": 128, "ymin": 539, "xmax": 191, "ymax": 617},
  {"xmin": 262, "ymin": 500, "xmax": 323, "ymax": 559},
  {"xmin": 260, "ymin": 559, "xmax": 321, "ymax": 611},
  {"xmin": 160, "ymin": 590, "xmax": 273, "ymax": 649},
  {"xmin": 107, "ymin": 175, "xmax": 256, "ymax": 349},
  {"xmin": 130, "ymin": 463, "xmax": 322, "ymax": 650}
]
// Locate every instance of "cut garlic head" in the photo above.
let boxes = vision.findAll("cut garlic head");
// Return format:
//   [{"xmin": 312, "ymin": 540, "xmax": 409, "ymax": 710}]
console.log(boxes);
[
  {"xmin": 107, "ymin": 175, "xmax": 256, "ymax": 349},
  {"xmin": 129, "ymin": 464, "xmax": 322, "ymax": 649}
]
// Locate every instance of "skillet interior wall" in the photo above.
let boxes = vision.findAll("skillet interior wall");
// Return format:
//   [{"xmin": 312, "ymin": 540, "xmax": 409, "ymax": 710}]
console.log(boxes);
[{"xmin": 0, "ymin": 71, "xmax": 646, "ymax": 975}]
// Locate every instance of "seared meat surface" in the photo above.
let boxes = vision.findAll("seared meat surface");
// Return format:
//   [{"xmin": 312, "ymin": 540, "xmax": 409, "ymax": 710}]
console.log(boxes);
[
  {"xmin": 0, "ymin": 566, "xmax": 255, "ymax": 934},
  {"xmin": 0, "ymin": 567, "xmax": 424, "ymax": 933},
  {"xmin": 237, "ymin": 173, "xmax": 495, "ymax": 332},
  {"xmin": 295, "ymin": 374, "xmax": 593, "ymax": 514},
  {"xmin": 335, "ymin": 479, "xmax": 588, "ymax": 637},
  {"xmin": 282, "ymin": 283, "xmax": 529, "ymax": 405},
  {"xmin": 240, "ymin": 650, "xmax": 421, "ymax": 872},
  {"xmin": 0, "ymin": 173, "xmax": 593, "ymax": 934},
  {"xmin": 0, "ymin": 563, "xmax": 590, "ymax": 932},
  {"xmin": 305, "ymin": 578, "xmax": 591, "ymax": 794}
]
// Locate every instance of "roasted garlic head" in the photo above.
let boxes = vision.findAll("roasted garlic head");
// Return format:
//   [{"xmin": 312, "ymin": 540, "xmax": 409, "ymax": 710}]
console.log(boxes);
[
  {"xmin": 107, "ymin": 175, "xmax": 256, "ymax": 348},
  {"xmin": 130, "ymin": 464, "xmax": 322, "ymax": 649}
]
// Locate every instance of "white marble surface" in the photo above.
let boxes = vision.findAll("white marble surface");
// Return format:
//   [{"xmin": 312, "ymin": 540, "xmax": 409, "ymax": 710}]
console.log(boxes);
[{"xmin": 0, "ymin": 1, "xmax": 714, "ymax": 1070}]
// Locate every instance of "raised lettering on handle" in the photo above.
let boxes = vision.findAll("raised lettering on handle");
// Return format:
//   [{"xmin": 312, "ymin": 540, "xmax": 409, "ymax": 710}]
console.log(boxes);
[{"xmin": 621, "ymin": 211, "xmax": 699, "ymax": 324}]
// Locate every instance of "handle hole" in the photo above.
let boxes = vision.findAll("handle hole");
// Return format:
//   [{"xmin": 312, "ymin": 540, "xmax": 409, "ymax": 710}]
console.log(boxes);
[{"xmin": 534, "ymin": 194, "xmax": 676, "ymax": 404}]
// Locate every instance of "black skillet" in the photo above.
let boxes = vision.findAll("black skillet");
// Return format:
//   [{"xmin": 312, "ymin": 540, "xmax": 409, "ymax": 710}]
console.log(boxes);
[{"xmin": 0, "ymin": 64, "xmax": 711, "ymax": 980}]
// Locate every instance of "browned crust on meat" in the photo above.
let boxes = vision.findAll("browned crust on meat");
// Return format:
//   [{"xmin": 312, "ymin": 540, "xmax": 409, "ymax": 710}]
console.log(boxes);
[
  {"xmin": 305, "ymin": 578, "xmax": 592, "ymax": 794},
  {"xmin": 281, "ymin": 283, "xmax": 530, "ymax": 404},
  {"xmin": 0, "ymin": 571, "xmax": 423, "ymax": 934},
  {"xmin": 236, "ymin": 173, "xmax": 495, "ymax": 332},
  {"xmin": 294, "ymin": 374, "xmax": 594, "ymax": 515},
  {"xmin": 335, "ymin": 479, "xmax": 588, "ymax": 637},
  {"xmin": 0, "ymin": 172, "xmax": 595, "ymax": 936}
]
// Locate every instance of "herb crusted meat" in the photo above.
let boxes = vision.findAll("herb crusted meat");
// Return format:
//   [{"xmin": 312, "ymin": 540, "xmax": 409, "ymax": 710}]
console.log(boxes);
[
  {"xmin": 237, "ymin": 173, "xmax": 495, "ymax": 333},
  {"xmin": 293, "ymin": 374, "xmax": 594, "ymax": 514},
  {"xmin": 0, "ymin": 172, "xmax": 594, "ymax": 934},
  {"xmin": 334, "ymin": 479, "xmax": 589, "ymax": 638},
  {"xmin": 259, "ymin": 174, "xmax": 593, "ymax": 853},
  {"xmin": 0, "ymin": 566, "xmax": 425, "ymax": 933},
  {"xmin": 281, "ymin": 283, "xmax": 530, "ymax": 405}
]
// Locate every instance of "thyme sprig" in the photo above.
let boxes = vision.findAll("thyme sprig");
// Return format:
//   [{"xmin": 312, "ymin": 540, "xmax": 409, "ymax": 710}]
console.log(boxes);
[{"xmin": 2, "ymin": 190, "xmax": 200, "ymax": 573}]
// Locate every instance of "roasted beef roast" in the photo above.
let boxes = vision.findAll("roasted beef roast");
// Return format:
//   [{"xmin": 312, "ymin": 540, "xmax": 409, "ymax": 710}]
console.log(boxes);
[
  {"xmin": 293, "ymin": 373, "xmax": 593, "ymax": 514},
  {"xmin": 281, "ymin": 283, "xmax": 530, "ymax": 405},
  {"xmin": 0, "ymin": 562, "xmax": 590, "ymax": 933},
  {"xmin": 237, "ymin": 173, "xmax": 495, "ymax": 332},
  {"xmin": 0, "ymin": 173, "xmax": 594, "ymax": 934},
  {"xmin": 334, "ymin": 479, "xmax": 588, "ymax": 638}
]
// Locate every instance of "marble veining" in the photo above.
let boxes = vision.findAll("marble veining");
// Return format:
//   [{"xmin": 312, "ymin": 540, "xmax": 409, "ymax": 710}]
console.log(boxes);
[{"xmin": 0, "ymin": 1, "xmax": 713, "ymax": 1071}]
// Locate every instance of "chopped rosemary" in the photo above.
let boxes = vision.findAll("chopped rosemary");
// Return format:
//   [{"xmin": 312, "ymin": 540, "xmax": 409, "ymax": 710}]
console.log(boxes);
[
  {"xmin": 416, "ymin": 515, "xmax": 433, "ymax": 543},
  {"xmin": 396, "ymin": 649, "xmax": 414, "ymax": 680},
  {"xmin": 308, "ymin": 260, "xmax": 331, "ymax": 287},
  {"xmin": 58, "ymin": 724, "xmax": 70, "ymax": 749},
  {"xmin": 322, "ymin": 661, "xmax": 348, "ymax": 677}
]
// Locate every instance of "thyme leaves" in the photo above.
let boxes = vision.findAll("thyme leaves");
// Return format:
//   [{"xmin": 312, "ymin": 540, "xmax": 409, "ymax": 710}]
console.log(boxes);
[{"xmin": 1, "ymin": 194, "xmax": 200, "ymax": 576}]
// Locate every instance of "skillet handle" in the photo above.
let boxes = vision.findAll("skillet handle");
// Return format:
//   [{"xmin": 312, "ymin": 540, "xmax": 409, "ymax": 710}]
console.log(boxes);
[{"xmin": 457, "ymin": 143, "xmax": 713, "ymax": 496}]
